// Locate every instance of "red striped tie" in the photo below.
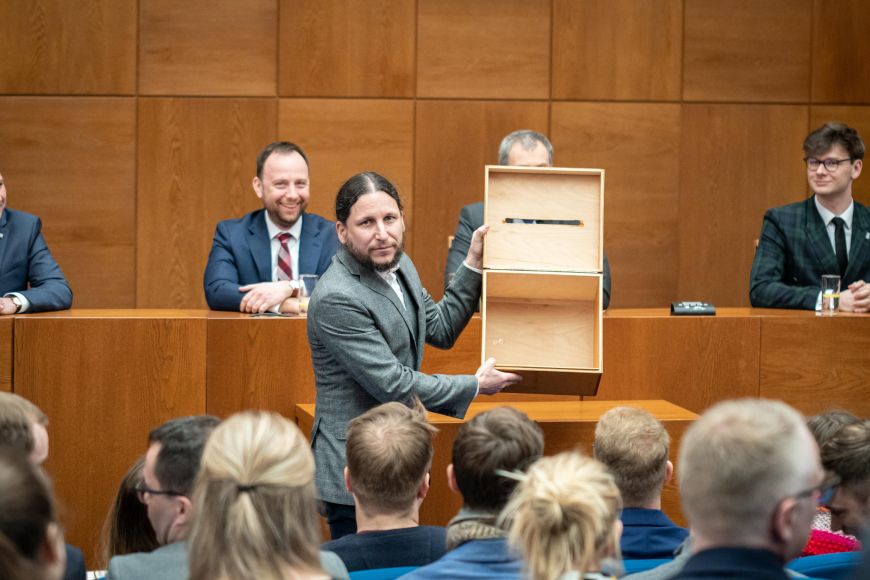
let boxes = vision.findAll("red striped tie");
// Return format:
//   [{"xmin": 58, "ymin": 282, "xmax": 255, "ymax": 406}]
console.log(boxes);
[{"xmin": 277, "ymin": 232, "xmax": 293, "ymax": 281}]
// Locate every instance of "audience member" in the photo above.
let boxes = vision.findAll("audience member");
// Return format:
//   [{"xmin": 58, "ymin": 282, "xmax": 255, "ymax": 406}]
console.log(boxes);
[
  {"xmin": 804, "ymin": 410, "xmax": 862, "ymax": 556},
  {"xmin": 98, "ymin": 456, "xmax": 159, "ymax": 569},
  {"xmin": 106, "ymin": 415, "xmax": 220, "ymax": 579},
  {"xmin": 0, "ymin": 170, "xmax": 73, "ymax": 314},
  {"xmin": 444, "ymin": 130, "xmax": 612, "ymax": 308},
  {"xmin": 593, "ymin": 406, "xmax": 688, "ymax": 559},
  {"xmin": 821, "ymin": 420, "xmax": 870, "ymax": 537},
  {"xmin": 402, "ymin": 407, "xmax": 544, "ymax": 579},
  {"xmin": 501, "ymin": 451, "xmax": 622, "ymax": 580},
  {"xmin": 204, "ymin": 141, "xmax": 340, "ymax": 313},
  {"xmin": 750, "ymin": 122, "xmax": 869, "ymax": 311},
  {"xmin": 323, "ymin": 400, "xmax": 445, "ymax": 571},
  {"xmin": 671, "ymin": 399, "xmax": 824, "ymax": 580},
  {"xmin": 0, "ymin": 449, "xmax": 66, "ymax": 580},
  {"xmin": 188, "ymin": 411, "xmax": 346, "ymax": 580},
  {"xmin": 0, "ymin": 392, "xmax": 86, "ymax": 580}
]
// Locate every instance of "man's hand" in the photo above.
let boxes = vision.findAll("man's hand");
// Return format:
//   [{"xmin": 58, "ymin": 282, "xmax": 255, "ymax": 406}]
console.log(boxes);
[
  {"xmin": 840, "ymin": 280, "xmax": 870, "ymax": 313},
  {"xmin": 463, "ymin": 225, "xmax": 489, "ymax": 271},
  {"xmin": 0, "ymin": 297, "xmax": 16, "ymax": 316},
  {"xmin": 475, "ymin": 357, "xmax": 522, "ymax": 395},
  {"xmin": 238, "ymin": 281, "xmax": 295, "ymax": 313}
]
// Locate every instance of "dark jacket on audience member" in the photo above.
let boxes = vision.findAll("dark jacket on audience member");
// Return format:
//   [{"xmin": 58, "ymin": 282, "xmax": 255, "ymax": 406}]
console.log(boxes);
[
  {"xmin": 620, "ymin": 508, "xmax": 689, "ymax": 560},
  {"xmin": 670, "ymin": 547, "xmax": 790, "ymax": 580},
  {"xmin": 64, "ymin": 544, "xmax": 86, "ymax": 580},
  {"xmin": 323, "ymin": 526, "xmax": 446, "ymax": 572}
]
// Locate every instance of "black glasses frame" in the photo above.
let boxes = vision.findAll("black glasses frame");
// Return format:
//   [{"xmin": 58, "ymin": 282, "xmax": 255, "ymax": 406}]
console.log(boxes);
[
  {"xmin": 135, "ymin": 483, "xmax": 186, "ymax": 503},
  {"xmin": 804, "ymin": 157, "xmax": 853, "ymax": 172}
]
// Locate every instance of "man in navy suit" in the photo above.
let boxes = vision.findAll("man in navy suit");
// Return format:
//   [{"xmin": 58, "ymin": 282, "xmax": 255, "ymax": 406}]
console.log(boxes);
[
  {"xmin": 204, "ymin": 142, "xmax": 340, "ymax": 312},
  {"xmin": 0, "ymin": 171, "xmax": 72, "ymax": 314}
]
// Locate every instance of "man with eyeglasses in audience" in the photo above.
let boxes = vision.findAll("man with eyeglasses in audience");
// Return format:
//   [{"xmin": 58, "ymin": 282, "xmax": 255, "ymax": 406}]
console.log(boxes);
[{"xmin": 750, "ymin": 122, "xmax": 869, "ymax": 311}]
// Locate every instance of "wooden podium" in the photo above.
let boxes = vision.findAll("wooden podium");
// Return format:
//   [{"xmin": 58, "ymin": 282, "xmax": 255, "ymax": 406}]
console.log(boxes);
[{"xmin": 296, "ymin": 399, "xmax": 697, "ymax": 527}]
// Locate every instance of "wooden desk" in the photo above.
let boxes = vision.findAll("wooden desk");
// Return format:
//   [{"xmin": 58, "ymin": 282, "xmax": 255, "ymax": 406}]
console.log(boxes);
[
  {"xmin": 296, "ymin": 400, "xmax": 697, "ymax": 528},
  {"xmin": 6, "ymin": 307, "xmax": 867, "ymax": 563}
]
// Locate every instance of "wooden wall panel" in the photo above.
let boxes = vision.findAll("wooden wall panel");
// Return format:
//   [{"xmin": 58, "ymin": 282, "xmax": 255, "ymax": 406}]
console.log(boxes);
[
  {"xmin": 810, "ymin": 106, "xmax": 870, "ymax": 206},
  {"xmin": 139, "ymin": 0, "xmax": 276, "ymax": 96},
  {"xmin": 0, "ymin": 319, "xmax": 11, "ymax": 392},
  {"xmin": 278, "ymin": 99, "xmax": 414, "ymax": 241},
  {"xmin": 811, "ymin": 0, "xmax": 870, "ymax": 104},
  {"xmin": 413, "ymin": 100, "xmax": 549, "ymax": 297},
  {"xmin": 207, "ymin": 315, "xmax": 315, "ymax": 419},
  {"xmin": 279, "ymin": 0, "xmax": 415, "ymax": 97},
  {"xmin": 760, "ymin": 317, "xmax": 870, "ymax": 417},
  {"xmin": 683, "ymin": 0, "xmax": 811, "ymax": 102},
  {"xmin": 14, "ymin": 312, "xmax": 207, "ymax": 566},
  {"xmin": 137, "ymin": 98, "xmax": 276, "ymax": 308},
  {"xmin": 552, "ymin": 0, "xmax": 682, "ymax": 101},
  {"xmin": 0, "ymin": 0, "xmax": 136, "ymax": 94},
  {"xmin": 593, "ymin": 314, "xmax": 760, "ymax": 413},
  {"xmin": 0, "ymin": 97, "xmax": 136, "ymax": 308},
  {"xmin": 678, "ymin": 105, "xmax": 808, "ymax": 306},
  {"xmin": 552, "ymin": 103, "xmax": 682, "ymax": 308},
  {"xmin": 417, "ymin": 0, "xmax": 550, "ymax": 99}
]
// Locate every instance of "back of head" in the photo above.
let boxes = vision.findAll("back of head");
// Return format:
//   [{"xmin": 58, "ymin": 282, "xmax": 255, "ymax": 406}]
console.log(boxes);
[
  {"xmin": 497, "ymin": 130, "xmax": 553, "ymax": 165},
  {"xmin": 0, "ymin": 392, "xmax": 34, "ymax": 456},
  {"xmin": 335, "ymin": 171, "xmax": 403, "ymax": 224},
  {"xmin": 502, "ymin": 451, "xmax": 621, "ymax": 580},
  {"xmin": 0, "ymin": 449, "xmax": 59, "ymax": 580},
  {"xmin": 803, "ymin": 122, "xmax": 865, "ymax": 160},
  {"xmin": 188, "ymin": 411, "xmax": 321, "ymax": 580},
  {"xmin": 452, "ymin": 407, "xmax": 544, "ymax": 512},
  {"xmin": 346, "ymin": 400, "xmax": 437, "ymax": 516},
  {"xmin": 807, "ymin": 410, "xmax": 861, "ymax": 449},
  {"xmin": 149, "ymin": 415, "xmax": 220, "ymax": 495},
  {"xmin": 821, "ymin": 420, "xmax": 870, "ymax": 502},
  {"xmin": 593, "ymin": 406, "xmax": 670, "ymax": 506},
  {"xmin": 678, "ymin": 399, "xmax": 817, "ymax": 545},
  {"xmin": 99, "ymin": 455, "xmax": 159, "ymax": 567}
]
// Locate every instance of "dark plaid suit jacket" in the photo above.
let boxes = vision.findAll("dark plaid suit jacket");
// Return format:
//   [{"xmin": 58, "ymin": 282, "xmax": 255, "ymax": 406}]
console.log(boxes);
[{"xmin": 749, "ymin": 197, "xmax": 870, "ymax": 309}]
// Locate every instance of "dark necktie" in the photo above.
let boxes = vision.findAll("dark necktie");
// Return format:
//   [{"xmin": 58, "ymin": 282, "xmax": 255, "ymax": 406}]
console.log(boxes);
[{"xmin": 832, "ymin": 217, "xmax": 848, "ymax": 276}]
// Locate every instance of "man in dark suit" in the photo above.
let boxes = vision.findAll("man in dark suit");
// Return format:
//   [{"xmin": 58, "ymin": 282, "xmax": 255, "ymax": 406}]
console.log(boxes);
[
  {"xmin": 444, "ymin": 130, "xmax": 612, "ymax": 308},
  {"xmin": 750, "ymin": 122, "xmax": 870, "ymax": 311},
  {"xmin": 203, "ymin": 142, "xmax": 340, "ymax": 312},
  {"xmin": 671, "ymin": 399, "xmax": 824, "ymax": 580},
  {"xmin": 307, "ymin": 172, "xmax": 521, "ymax": 539},
  {"xmin": 0, "ymin": 171, "xmax": 72, "ymax": 314}
]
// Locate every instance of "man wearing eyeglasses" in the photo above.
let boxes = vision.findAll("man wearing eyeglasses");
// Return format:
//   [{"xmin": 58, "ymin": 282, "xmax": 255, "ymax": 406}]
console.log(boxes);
[
  {"xmin": 820, "ymin": 420, "xmax": 870, "ymax": 538},
  {"xmin": 750, "ymin": 122, "xmax": 870, "ymax": 311},
  {"xmin": 670, "ymin": 399, "xmax": 825, "ymax": 580}
]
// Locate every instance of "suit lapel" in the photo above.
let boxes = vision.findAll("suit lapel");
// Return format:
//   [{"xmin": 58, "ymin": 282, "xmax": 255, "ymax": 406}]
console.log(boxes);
[
  {"xmin": 338, "ymin": 249, "xmax": 418, "ymax": 346},
  {"xmin": 845, "ymin": 202, "xmax": 870, "ymax": 281},
  {"xmin": 0, "ymin": 211, "xmax": 9, "ymax": 277},
  {"xmin": 397, "ymin": 258, "xmax": 425, "ymax": 349},
  {"xmin": 804, "ymin": 198, "xmax": 840, "ymax": 275},
  {"xmin": 298, "ymin": 213, "xmax": 323, "ymax": 275},
  {"xmin": 247, "ymin": 211, "xmax": 272, "ymax": 282}
]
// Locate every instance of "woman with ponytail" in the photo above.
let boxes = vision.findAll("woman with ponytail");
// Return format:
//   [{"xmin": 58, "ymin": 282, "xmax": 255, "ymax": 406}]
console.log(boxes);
[
  {"xmin": 187, "ymin": 411, "xmax": 328, "ymax": 580},
  {"xmin": 501, "ymin": 451, "xmax": 623, "ymax": 580}
]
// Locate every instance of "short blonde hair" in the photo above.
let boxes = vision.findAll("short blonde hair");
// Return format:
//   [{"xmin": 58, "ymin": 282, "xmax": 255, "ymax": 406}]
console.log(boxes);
[
  {"xmin": 188, "ymin": 411, "xmax": 322, "ymax": 580},
  {"xmin": 501, "ymin": 451, "xmax": 622, "ymax": 580},
  {"xmin": 593, "ymin": 406, "xmax": 670, "ymax": 506}
]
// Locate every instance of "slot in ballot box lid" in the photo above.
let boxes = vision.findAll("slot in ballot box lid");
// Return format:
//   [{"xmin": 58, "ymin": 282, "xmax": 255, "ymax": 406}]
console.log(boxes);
[{"xmin": 484, "ymin": 166, "xmax": 604, "ymax": 273}]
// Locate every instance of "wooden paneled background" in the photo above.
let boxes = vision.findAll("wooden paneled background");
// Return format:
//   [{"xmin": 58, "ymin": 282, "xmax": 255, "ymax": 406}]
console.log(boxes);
[{"xmin": 1, "ymin": 0, "xmax": 868, "ymax": 309}]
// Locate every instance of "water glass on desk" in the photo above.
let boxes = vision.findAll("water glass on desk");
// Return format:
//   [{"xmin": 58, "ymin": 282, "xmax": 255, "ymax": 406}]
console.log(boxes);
[
  {"xmin": 299, "ymin": 275, "xmax": 319, "ymax": 314},
  {"xmin": 819, "ymin": 274, "xmax": 840, "ymax": 316}
]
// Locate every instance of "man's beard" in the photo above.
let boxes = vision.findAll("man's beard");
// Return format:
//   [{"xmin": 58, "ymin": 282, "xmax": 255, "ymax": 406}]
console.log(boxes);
[{"xmin": 344, "ymin": 239, "xmax": 404, "ymax": 273}]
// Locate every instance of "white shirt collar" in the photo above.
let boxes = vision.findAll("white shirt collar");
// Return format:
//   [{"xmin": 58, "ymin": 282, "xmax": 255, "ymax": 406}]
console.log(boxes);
[
  {"xmin": 814, "ymin": 196, "xmax": 854, "ymax": 229},
  {"xmin": 264, "ymin": 211, "xmax": 303, "ymax": 241}
]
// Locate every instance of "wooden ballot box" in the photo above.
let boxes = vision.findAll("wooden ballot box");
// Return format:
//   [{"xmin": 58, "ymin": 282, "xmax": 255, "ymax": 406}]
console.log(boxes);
[{"xmin": 483, "ymin": 166, "xmax": 605, "ymax": 395}]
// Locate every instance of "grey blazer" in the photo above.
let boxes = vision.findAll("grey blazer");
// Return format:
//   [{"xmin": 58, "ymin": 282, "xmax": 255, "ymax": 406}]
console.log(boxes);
[
  {"xmin": 307, "ymin": 247, "xmax": 480, "ymax": 505},
  {"xmin": 106, "ymin": 541, "xmax": 350, "ymax": 579}
]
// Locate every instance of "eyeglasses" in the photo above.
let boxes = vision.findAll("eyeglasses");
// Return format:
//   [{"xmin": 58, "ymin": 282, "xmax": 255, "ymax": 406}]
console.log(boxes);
[
  {"xmin": 805, "ymin": 157, "xmax": 853, "ymax": 172},
  {"xmin": 135, "ymin": 483, "xmax": 186, "ymax": 503},
  {"xmin": 791, "ymin": 482, "xmax": 837, "ymax": 506}
]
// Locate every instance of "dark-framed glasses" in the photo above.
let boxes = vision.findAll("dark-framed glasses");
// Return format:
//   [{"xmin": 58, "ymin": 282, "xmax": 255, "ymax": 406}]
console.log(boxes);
[
  {"xmin": 805, "ymin": 157, "xmax": 852, "ymax": 172},
  {"xmin": 792, "ymin": 482, "xmax": 837, "ymax": 506},
  {"xmin": 135, "ymin": 482, "xmax": 186, "ymax": 503}
]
